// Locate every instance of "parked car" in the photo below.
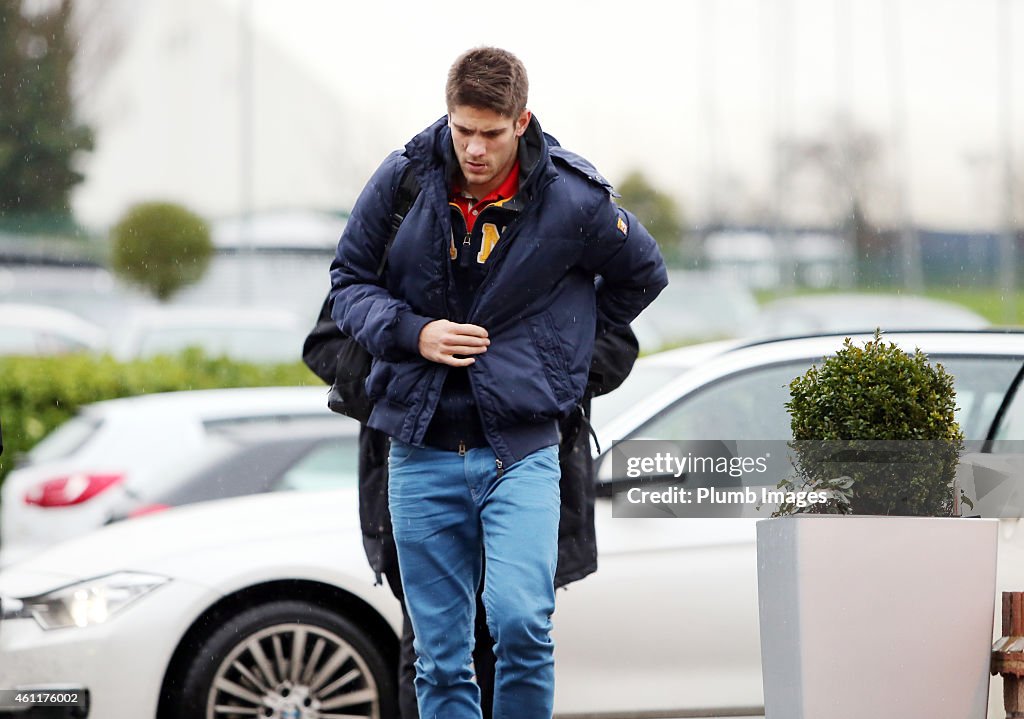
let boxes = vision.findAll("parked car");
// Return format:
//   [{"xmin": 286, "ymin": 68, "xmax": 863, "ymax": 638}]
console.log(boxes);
[
  {"xmin": 3, "ymin": 338, "xmax": 728, "ymax": 567},
  {"xmin": 0, "ymin": 386, "xmax": 349, "ymax": 567},
  {"xmin": 0, "ymin": 303, "xmax": 107, "ymax": 356},
  {"xmin": 742, "ymin": 293, "xmax": 989, "ymax": 339},
  {"xmin": 106, "ymin": 418, "xmax": 360, "ymax": 521},
  {"xmin": 109, "ymin": 306, "xmax": 309, "ymax": 363},
  {"xmin": 587, "ymin": 338, "xmax": 738, "ymax": 431},
  {"xmin": 0, "ymin": 265, "xmax": 154, "ymax": 335},
  {"xmin": 3, "ymin": 331, "xmax": 1024, "ymax": 718},
  {"xmin": 596, "ymin": 329, "xmax": 1017, "ymax": 451},
  {"xmin": 107, "ymin": 342, "xmax": 738, "ymax": 521},
  {"xmin": 631, "ymin": 269, "xmax": 759, "ymax": 351}
]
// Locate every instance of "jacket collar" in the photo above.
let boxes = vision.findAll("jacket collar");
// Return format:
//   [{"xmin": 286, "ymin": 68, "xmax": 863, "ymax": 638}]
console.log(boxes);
[{"xmin": 404, "ymin": 114, "xmax": 557, "ymax": 204}]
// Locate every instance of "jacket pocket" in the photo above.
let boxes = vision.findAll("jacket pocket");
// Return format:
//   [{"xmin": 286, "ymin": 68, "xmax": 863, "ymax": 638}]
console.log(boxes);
[
  {"xmin": 368, "ymin": 358, "xmax": 415, "ymax": 407},
  {"xmin": 365, "ymin": 358, "xmax": 393, "ymax": 404},
  {"xmin": 528, "ymin": 312, "xmax": 575, "ymax": 406}
]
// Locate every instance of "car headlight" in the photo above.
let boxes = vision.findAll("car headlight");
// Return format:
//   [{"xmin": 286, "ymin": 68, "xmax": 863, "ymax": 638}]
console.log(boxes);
[{"xmin": 18, "ymin": 572, "xmax": 170, "ymax": 630}]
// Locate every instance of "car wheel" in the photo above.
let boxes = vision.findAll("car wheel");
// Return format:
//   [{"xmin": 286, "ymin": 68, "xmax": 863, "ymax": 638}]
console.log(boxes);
[{"xmin": 173, "ymin": 600, "xmax": 396, "ymax": 719}]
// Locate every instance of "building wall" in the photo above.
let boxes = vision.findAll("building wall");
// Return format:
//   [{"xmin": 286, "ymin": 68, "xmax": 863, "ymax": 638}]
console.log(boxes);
[{"xmin": 71, "ymin": 0, "xmax": 367, "ymax": 230}]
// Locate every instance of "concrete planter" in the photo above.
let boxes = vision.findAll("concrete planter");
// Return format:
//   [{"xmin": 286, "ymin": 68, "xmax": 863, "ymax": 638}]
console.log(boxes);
[{"xmin": 756, "ymin": 515, "xmax": 998, "ymax": 718}]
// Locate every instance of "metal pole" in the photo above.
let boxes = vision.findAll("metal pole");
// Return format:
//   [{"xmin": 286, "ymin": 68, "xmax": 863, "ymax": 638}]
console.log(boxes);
[
  {"xmin": 239, "ymin": 0, "xmax": 254, "ymax": 305},
  {"xmin": 884, "ymin": 0, "xmax": 924, "ymax": 292},
  {"xmin": 699, "ymin": 0, "xmax": 720, "ymax": 230},
  {"xmin": 773, "ymin": 0, "xmax": 795, "ymax": 291},
  {"xmin": 835, "ymin": 0, "xmax": 855, "ymax": 288},
  {"xmin": 998, "ymin": 0, "xmax": 1017, "ymax": 324}
]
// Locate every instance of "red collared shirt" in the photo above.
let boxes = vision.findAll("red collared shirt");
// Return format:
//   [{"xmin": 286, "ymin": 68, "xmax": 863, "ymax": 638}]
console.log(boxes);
[{"xmin": 450, "ymin": 162, "xmax": 520, "ymax": 233}]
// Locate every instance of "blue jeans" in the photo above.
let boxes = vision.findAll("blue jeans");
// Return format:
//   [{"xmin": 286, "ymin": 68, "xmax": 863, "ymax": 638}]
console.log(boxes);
[{"xmin": 387, "ymin": 441, "xmax": 561, "ymax": 719}]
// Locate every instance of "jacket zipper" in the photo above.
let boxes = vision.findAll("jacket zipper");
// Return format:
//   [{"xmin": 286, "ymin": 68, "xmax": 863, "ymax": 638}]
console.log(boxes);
[
  {"xmin": 447, "ymin": 210, "xmax": 469, "ymax": 322},
  {"xmin": 461, "ymin": 175, "xmax": 557, "ymax": 467},
  {"xmin": 465, "ymin": 174, "xmax": 555, "ymax": 322},
  {"xmin": 464, "ymin": 207, "xmax": 522, "ymax": 320},
  {"xmin": 459, "ymin": 232, "xmax": 472, "ymax": 269}
]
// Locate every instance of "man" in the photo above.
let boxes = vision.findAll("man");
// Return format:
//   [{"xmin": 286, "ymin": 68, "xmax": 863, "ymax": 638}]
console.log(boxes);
[
  {"xmin": 304, "ymin": 295, "xmax": 638, "ymax": 718},
  {"xmin": 330, "ymin": 47, "xmax": 667, "ymax": 719}
]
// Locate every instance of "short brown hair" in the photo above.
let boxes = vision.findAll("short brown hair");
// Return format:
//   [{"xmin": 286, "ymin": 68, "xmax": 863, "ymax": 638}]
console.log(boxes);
[{"xmin": 446, "ymin": 47, "xmax": 529, "ymax": 118}]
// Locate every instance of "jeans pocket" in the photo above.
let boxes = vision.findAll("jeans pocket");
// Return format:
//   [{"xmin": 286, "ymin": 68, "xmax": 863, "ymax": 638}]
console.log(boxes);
[{"xmin": 387, "ymin": 439, "xmax": 416, "ymax": 471}]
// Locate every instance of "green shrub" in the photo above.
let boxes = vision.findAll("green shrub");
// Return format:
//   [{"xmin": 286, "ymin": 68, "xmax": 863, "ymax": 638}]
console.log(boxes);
[
  {"xmin": 110, "ymin": 202, "xmax": 213, "ymax": 301},
  {"xmin": 781, "ymin": 331, "xmax": 964, "ymax": 516},
  {"xmin": 0, "ymin": 350, "xmax": 319, "ymax": 485}
]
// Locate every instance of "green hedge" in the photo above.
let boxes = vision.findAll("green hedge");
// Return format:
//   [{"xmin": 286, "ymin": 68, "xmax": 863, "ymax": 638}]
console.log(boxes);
[{"xmin": 0, "ymin": 350, "xmax": 320, "ymax": 484}]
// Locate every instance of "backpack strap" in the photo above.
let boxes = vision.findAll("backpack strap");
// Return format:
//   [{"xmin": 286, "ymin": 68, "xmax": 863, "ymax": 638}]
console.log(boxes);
[
  {"xmin": 304, "ymin": 162, "xmax": 421, "ymax": 388},
  {"xmin": 374, "ymin": 165, "xmax": 421, "ymax": 278}
]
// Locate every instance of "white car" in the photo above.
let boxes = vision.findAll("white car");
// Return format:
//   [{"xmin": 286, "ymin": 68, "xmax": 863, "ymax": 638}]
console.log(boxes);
[
  {"xmin": 0, "ymin": 386, "xmax": 350, "ymax": 567},
  {"xmin": 3, "ymin": 331, "xmax": 1024, "ymax": 718},
  {"xmin": 588, "ymin": 338, "xmax": 739, "ymax": 434},
  {"xmin": 0, "ymin": 303, "xmax": 107, "ymax": 356},
  {"xmin": 109, "ymin": 306, "xmax": 310, "ymax": 363}
]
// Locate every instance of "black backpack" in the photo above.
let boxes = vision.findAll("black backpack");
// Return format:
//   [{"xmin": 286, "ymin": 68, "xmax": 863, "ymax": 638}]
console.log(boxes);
[{"xmin": 303, "ymin": 167, "xmax": 421, "ymax": 421}]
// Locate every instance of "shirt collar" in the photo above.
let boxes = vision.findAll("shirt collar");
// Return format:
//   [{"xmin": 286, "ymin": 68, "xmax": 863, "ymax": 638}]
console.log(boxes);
[{"xmin": 453, "ymin": 161, "xmax": 521, "ymax": 205}]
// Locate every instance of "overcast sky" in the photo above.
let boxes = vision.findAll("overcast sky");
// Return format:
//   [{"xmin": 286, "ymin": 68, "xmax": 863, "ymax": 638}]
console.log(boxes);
[{"xmin": 209, "ymin": 1, "xmax": 1024, "ymax": 230}]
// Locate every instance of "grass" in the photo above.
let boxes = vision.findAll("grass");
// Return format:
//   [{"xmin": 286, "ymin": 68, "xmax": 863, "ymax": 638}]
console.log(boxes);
[{"xmin": 920, "ymin": 286, "xmax": 1024, "ymax": 326}]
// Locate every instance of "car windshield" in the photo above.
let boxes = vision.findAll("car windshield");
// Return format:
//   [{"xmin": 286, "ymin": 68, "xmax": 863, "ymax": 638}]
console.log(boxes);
[
  {"xmin": 624, "ymin": 354, "xmax": 1022, "ymax": 444},
  {"xmin": 130, "ymin": 413, "xmax": 359, "ymax": 510},
  {"xmin": 137, "ymin": 435, "xmax": 240, "ymax": 502},
  {"xmin": 26, "ymin": 414, "xmax": 103, "ymax": 463},
  {"xmin": 276, "ymin": 439, "xmax": 360, "ymax": 492},
  {"xmin": 590, "ymin": 364, "xmax": 691, "ymax": 433}
]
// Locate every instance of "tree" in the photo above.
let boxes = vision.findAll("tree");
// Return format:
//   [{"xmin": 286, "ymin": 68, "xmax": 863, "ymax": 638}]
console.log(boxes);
[
  {"xmin": 616, "ymin": 170, "xmax": 685, "ymax": 266},
  {"xmin": 0, "ymin": 0, "xmax": 93, "ymax": 225},
  {"xmin": 775, "ymin": 117, "xmax": 892, "ymax": 286},
  {"xmin": 110, "ymin": 202, "xmax": 214, "ymax": 302}
]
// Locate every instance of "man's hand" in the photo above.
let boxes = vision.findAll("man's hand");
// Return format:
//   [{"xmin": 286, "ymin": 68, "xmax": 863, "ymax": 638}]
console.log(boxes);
[{"xmin": 418, "ymin": 320, "xmax": 490, "ymax": 367}]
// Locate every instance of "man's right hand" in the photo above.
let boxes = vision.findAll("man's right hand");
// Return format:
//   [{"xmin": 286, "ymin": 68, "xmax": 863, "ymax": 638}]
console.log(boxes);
[{"xmin": 418, "ymin": 320, "xmax": 490, "ymax": 367}]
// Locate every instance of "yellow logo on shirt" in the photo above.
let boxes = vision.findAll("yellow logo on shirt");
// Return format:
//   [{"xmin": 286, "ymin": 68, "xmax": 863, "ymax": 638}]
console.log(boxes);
[
  {"xmin": 477, "ymin": 223, "xmax": 500, "ymax": 263},
  {"xmin": 448, "ymin": 223, "xmax": 504, "ymax": 265},
  {"xmin": 616, "ymin": 215, "xmax": 628, "ymax": 236}
]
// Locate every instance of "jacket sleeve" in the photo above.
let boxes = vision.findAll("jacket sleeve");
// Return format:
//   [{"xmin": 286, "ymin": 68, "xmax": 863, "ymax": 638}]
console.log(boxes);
[
  {"xmin": 328, "ymin": 153, "xmax": 435, "ymax": 361},
  {"xmin": 579, "ymin": 191, "xmax": 669, "ymax": 330}
]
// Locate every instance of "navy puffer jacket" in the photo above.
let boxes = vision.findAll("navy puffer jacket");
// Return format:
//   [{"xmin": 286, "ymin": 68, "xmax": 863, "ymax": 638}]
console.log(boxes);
[{"xmin": 330, "ymin": 115, "xmax": 667, "ymax": 465}]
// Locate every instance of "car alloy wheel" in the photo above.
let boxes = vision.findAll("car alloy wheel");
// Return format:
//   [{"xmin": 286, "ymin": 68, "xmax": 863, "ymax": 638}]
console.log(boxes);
[{"xmin": 175, "ymin": 600, "xmax": 395, "ymax": 719}]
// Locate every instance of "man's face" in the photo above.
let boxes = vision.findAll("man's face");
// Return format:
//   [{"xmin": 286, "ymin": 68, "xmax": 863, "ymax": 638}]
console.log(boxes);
[{"xmin": 449, "ymin": 105, "xmax": 531, "ymax": 198}]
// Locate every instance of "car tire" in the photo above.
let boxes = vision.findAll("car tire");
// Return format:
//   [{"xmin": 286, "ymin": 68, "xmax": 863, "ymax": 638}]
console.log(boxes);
[{"xmin": 170, "ymin": 599, "xmax": 397, "ymax": 719}]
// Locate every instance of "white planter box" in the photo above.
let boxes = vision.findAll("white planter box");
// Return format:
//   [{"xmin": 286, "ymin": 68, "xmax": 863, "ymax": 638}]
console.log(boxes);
[{"xmin": 757, "ymin": 515, "xmax": 998, "ymax": 719}]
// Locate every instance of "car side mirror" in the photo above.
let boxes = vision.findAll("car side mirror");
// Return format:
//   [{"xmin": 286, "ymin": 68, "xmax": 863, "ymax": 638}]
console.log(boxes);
[{"xmin": 593, "ymin": 443, "xmax": 684, "ymax": 498}]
